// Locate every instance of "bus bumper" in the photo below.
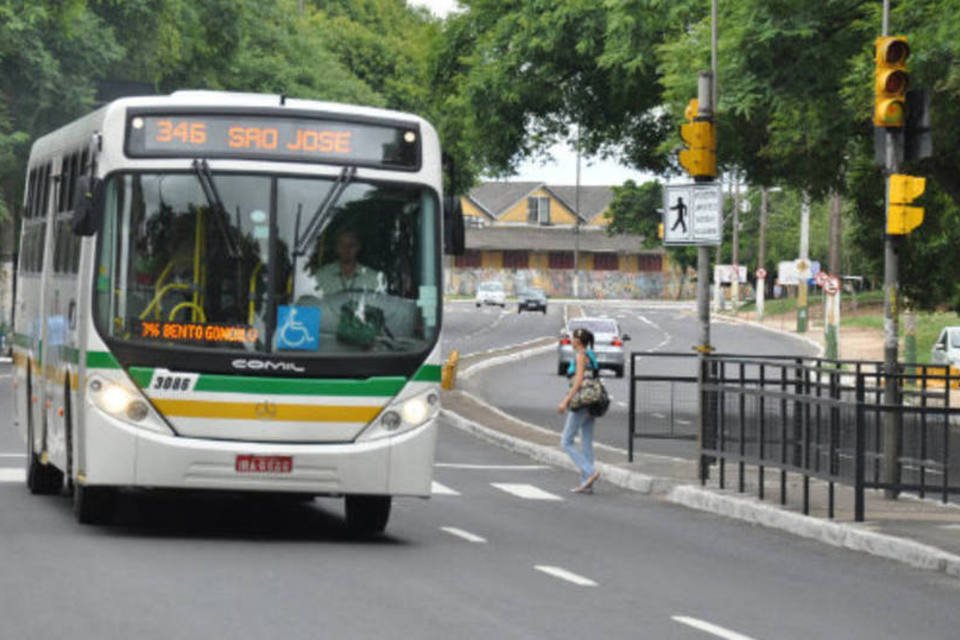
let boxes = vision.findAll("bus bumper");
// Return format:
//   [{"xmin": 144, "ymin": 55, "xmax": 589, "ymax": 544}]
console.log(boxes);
[{"xmin": 84, "ymin": 414, "xmax": 438, "ymax": 497}]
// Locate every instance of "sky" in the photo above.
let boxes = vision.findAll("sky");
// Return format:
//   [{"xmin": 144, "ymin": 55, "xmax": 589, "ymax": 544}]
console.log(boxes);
[{"xmin": 406, "ymin": 0, "xmax": 658, "ymax": 187}]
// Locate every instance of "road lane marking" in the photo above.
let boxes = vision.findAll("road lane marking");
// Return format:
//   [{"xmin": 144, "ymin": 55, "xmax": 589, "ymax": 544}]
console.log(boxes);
[
  {"xmin": 671, "ymin": 616, "xmax": 756, "ymax": 640},
  {"xmin": 939, "ymin": 524, "xmax": 960, "ymax": 530},
  {"xmin": 651, "ymin": 412, "xmax": 666, "ymax": 419},
  {"xmin": 436, "ymin": 463, "xmax": 548, "ymax": 470},
  {"xmin": 0, "ymin": 468, "xmax": 25, "ymax": 483},
  {"xmin": 0, "ymin": 453, "xmax": 26, "ymax": 458},
  {"xmin": 440, "ymin": 527, "xmax": 487, "ymax": 543},
  {"xmin": 534, "ymin": 565, "xmax": 597, "ymax": 587},
  {"xmin": 491, "ymin": 483, "xmax": 562, "ymax": 501},
  {"xmin": 616, "ymin": 401, "xmax": 628, "ymax": 408},
  {"xmin": 676, "ymin": 419, "xmax": 692, "ymax": 425},
  {"xmin": 431, "ymin": 481, "xmax": 461, "ymax": 496}
]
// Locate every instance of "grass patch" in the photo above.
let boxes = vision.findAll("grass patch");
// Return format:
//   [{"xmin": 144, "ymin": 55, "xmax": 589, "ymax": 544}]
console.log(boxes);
[
  {"xmin": 842, "ymin": 308, "xmax": 960, "ymax": 363},
  {"xmin": 738, "ymin": 288, "xmax": 884, "ymax": 315}
]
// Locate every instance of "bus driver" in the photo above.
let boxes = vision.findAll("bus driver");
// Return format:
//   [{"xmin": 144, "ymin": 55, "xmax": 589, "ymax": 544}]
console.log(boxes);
[{"xmin": 310, "ymin": 228, "xmax": 385, "ymax": 298}]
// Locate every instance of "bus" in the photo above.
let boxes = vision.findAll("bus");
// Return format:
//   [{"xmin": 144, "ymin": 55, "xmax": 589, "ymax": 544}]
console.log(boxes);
[{"xmin": 13, "ymin": 91, "xmax": 462, "ymax": 534}]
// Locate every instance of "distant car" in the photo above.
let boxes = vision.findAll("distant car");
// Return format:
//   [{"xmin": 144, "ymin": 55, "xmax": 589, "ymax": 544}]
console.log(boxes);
[
  {"xmin": 518, "ymin": 287, "xmax": 547, "ymax": 314},
  {"xmin": 475, "ymin": 280, "xmax": 506, "ymax": 307},
  {"xmin": 557, "ymin": 317, "xmax": 630, "ymax": 378},
  {"xmin": 931, "ymin": 326, "xmax": 960, "ymax": 367}
]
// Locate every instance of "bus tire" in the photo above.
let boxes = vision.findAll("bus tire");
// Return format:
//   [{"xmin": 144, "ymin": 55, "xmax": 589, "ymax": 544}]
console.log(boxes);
[
  {"xmin": 73, "ymin": 484, "xmax": 116, "ymax": 525},
  {"xmin": 345, "ymin": 495, "xmax": 391, "ymax": 536},
  {"xmin": 25, "ymin": 371, "xmax": 63, "ymax": 496}
]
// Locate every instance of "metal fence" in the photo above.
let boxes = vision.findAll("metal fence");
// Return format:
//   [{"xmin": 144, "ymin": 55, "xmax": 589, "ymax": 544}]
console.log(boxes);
[{"xmin": 628, "ymin": 351, "xmax": 960, "ymax": 521}]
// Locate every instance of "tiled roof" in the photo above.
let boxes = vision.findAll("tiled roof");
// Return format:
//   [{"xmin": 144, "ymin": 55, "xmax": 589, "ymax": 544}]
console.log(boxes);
[
  {"xmin": 545, "ymin": 185, "xmax": 614, "ymax": 221},
  {"xmin": 466, "ymin": 181, "xmax": 615, "ymax": 222},
  {"xmin": 465, "ymin": 225, "xmax": 655, "ymax": 253},
  {"xmin": 467, "ymin": 182, "xmax": 543, "ymax": 217}
]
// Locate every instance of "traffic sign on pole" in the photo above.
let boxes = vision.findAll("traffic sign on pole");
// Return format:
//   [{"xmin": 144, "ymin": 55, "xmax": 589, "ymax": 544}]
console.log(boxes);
[{"xmin": 662, "ymin": 183, "xmax": 722, "ymax": 246}]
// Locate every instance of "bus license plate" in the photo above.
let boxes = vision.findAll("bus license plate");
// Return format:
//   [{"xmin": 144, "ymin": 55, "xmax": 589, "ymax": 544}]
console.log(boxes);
[{"xmin": 235, "ymin": 455, "xmax": 293, "ymax": 474}]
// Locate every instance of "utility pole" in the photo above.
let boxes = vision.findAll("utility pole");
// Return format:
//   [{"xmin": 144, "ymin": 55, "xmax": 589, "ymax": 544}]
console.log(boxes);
[
  {"xmin": 731, "ymin": 170, "xmax": 741, "ymax": 310},
  {"xmin": 881, "ymin": 0, "xmax": 901, "ymax": 498},
  {"xmin": 757, "ymin": 187, "xmax": 768, "ymax": 321},
  {"xmin": 825, "ymin": 191, "xmax": 842, "ymax": 359},
  {"xmin": 796, "ymin": 192, "xmax": 810, "ymax": 333},
  {"xmin": 573, "ymin": 123, "xmax": 581, "ymax": 299}
]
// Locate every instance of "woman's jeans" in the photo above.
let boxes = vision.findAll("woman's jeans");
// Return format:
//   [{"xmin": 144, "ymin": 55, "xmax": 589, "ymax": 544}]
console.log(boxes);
[{"xmin": 562, "ymin": 408, "xmax": 596, "ymax": 483}]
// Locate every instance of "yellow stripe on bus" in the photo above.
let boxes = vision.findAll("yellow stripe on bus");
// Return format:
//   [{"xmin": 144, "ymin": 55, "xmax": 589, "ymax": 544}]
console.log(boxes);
[{"xmin": 150, "ymin": 399, "xmax": 382, "ymax": 423}]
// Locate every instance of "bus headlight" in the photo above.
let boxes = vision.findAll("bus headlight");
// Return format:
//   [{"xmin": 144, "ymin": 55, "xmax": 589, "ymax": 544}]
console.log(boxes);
[
  {"xmin": 358, "ymin": 388, "xmax": 439, "ymax": 442},
  {"xmin": 88, "ymin": 376, "xmax": 172, "ymax": 434}
]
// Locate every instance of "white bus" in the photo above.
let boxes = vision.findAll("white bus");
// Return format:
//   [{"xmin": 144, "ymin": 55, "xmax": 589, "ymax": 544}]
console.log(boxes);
[{"xmin": 13, "ymin": 91, "xmax": 461, "ymax": 534}]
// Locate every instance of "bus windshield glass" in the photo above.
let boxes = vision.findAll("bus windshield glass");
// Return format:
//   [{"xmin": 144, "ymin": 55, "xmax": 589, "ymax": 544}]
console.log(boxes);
[{"xmin": 94, "ymin": 172, "xmax": 439, "ymax": 356}]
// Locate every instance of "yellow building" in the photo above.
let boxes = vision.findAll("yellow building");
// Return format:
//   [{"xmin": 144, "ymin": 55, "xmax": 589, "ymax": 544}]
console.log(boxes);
[{"xmin": 449, "ymin": 182, "xmax": 673, "ymax": 299}]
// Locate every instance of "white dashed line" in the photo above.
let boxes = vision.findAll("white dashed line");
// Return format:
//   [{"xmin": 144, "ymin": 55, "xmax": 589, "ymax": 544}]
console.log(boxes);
[
  {"xmin": 676, "ymin": 419, "xmax": 692, "ymax": 425},
  {"xmin": 651, "ymin": 412, "xmax": 666, "ymax": 419},
  {"xmin": 0, "ymin": 468, "xmax": 25, "ymax": 483},
  {"xmin": 671, "ymin": 616, "xmax": 756, "ymax": 640},
  {"xmin": 939, "ymin": 524, "xmax": 960, "ymax": 530},
  {"xmin": 534, "ymin": 565, "xmax": 597, "ymax": 587},
  {"xmin": 491, "ymin": 483, "xmax": 563, "ymax": 501},
  {"xmin": 435, "ymin": 463, "xmax": 548, "ymax": 470},
  {"xmin": 431, "ymin": 481, "xmax": 461, "ymax": 496},
  {"xmin": 440, "ymin": 527, "xmax": 487, "ymax": 543},
  {"xmin": 0, "ymin": 453, "xmax": 26, "ymax": 458},
  {"xmin": 616, "ymin": 401, "xmax": 628, "ymax": 408}
]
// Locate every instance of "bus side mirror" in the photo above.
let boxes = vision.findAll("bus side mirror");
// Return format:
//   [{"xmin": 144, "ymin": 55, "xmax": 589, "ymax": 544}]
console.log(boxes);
[
  {"xmin": 72, "ymin": 176, "xmax": 104, "ymax": 236},
  {"xmin": 443, "ymin": 195, "xmax": 465, "ymax": 256}
]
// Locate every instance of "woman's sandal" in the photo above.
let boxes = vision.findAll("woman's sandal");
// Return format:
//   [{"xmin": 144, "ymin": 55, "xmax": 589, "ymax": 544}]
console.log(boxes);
[{"xmin": 584, "ymin": 471, "xmax": 601, "ymax": 489}]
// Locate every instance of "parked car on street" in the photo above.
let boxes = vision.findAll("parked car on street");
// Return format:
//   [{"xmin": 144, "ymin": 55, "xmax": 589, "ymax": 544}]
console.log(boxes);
[
  {"xmin": 518, "ymin": 287, "xmax": 547, "ymax": 314},
  {"xmin": 931, "ymin": 326, "xmax": 960, "ymax": 368},
  {"xmin": 475, "ymin": 280, "xmax": 506, "ymax": 307},
  {"xmin": 557, "ymin": 316, "xmax": 630, "ymax": 377}
]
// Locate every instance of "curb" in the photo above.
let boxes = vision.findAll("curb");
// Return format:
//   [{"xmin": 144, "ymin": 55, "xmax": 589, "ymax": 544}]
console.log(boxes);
[{"xmin": 666, "ymin": 485, "xmax": 960, "ymax": 578}]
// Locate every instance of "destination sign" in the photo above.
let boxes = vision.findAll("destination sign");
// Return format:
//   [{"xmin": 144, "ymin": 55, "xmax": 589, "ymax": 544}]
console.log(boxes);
[
  {"xmin": 126, "ymin": 113, "xmax": 420, "ymax": 169},
  {"xmin": 140, "ymin": 320, "xmax": 259, "ymax": 345}
]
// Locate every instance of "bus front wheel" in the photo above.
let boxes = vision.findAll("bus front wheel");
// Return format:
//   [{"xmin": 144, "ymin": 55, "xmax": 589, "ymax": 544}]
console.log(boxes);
[
  {"xmin": 73, "ymin": 484, "xmax": 116, "ymax": 525},
  {"xmin": 345, "ymin": 495, "xmax": 391, "ymax": 536}
]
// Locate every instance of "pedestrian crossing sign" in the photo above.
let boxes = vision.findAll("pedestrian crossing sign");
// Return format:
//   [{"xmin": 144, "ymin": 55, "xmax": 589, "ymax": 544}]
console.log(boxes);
[{"xmin": 662, "ymin": 183, "xmax": 722, "ymax": 246}]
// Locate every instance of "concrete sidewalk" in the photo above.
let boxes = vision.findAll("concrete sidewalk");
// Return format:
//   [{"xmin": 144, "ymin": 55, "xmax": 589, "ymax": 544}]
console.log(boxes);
[{"xmin": 442, "ymin": 386, "xmax": 960, "ymax": 579}]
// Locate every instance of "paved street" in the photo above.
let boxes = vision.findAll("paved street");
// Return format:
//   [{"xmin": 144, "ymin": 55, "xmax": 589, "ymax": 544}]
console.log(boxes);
[
  {"xmin": 1, "ymin": 307, "xmax": 959, "ymax": 639},
  {"xmin": 455, "ymin": 301, "xmax": 819, "ymax": 458}
]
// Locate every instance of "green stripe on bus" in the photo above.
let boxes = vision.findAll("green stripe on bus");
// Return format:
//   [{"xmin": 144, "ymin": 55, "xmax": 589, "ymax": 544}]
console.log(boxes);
[
  {"xmin": 127, "ymin": 367, "xmax": 154, "ymax": 388},
  {"xmin": 86, "ymin": 351, "xmax": 121, "ymax": 369},
  {"xmin": 192, "ymin": 374, "xmax": 407, "ymax": 397},
  {"xmin": 413, "ymin": 364, "xmax": 442, "ymax": 382}
]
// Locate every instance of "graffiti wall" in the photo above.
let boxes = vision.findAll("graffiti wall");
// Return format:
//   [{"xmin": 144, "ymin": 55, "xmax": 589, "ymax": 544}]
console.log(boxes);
[{"xmin": 446, "ymin": 268, "xmax": 694, "ymax": 300}]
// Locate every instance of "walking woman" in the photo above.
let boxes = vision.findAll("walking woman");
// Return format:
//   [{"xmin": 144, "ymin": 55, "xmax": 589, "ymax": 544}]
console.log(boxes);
[{"xmin": 557, "ymin": 327, "xmax": 602, "ymax": 493}]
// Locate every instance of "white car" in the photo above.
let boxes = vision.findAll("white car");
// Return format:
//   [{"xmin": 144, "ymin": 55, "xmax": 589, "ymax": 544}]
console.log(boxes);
[
  {"xmin": 475, "ymin": 281, "xmax": 506, "ymax": 307},
  {"xmin": 931, "ymin": 326, "xmax": 960, "ymax": 367}
]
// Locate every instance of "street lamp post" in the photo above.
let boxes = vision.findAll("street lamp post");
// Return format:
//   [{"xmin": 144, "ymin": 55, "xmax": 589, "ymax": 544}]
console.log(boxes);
[{"xmin": 573, "ymin": 123, "xmax": 581, "ymax": 299}]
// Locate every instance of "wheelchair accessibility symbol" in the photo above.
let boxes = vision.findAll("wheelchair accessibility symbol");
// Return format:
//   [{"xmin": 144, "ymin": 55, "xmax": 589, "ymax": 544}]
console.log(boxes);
[{"xmin": 277, "ymin": 305, "xmax": 320, "ymax": 351}]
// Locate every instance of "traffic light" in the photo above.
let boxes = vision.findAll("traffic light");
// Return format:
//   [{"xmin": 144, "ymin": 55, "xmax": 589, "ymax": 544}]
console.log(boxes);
[
  {"xmin": 679, "ymin": 98, "xmax": 716, "ymax": 179},
  {"xmin": 874, "ymin": 36, "xmax": 910, "ymax": 128},
  {"xmin": 887, "ymin": 173, "xmax": 925, "ymax": 235}
]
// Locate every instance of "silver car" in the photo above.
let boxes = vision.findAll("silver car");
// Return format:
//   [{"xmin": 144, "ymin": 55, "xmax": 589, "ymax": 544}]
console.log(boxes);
[
  {"xmin": 557, "ymin": 317, "xmax": 630, "ymax": 378},
  {"xmin": 931, "ymin": 326, "xmax": 960, "ymax": 368}
]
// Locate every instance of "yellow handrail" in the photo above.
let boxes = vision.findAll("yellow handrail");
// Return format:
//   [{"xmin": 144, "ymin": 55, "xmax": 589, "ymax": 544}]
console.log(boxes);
[
  {"xmin": 247, "ymin": 262, "xmax": 264, "ymax": 325},
  {"xmin": 168, "ymin": 302, "xmax": 207, "ymax": 323}
]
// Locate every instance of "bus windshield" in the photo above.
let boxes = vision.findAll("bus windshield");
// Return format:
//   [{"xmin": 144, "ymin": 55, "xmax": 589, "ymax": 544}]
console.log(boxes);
[{"xmin": 95, "ymin": 171, "xmax": 439, "ymax": 357}]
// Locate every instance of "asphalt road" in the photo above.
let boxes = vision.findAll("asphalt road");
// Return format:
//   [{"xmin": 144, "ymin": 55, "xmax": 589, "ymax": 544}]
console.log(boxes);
[
  {"xmin": 457, "ymin": 301, "xmax": 819, "ymax": 459},
  {"xmin": 1, "ymin": 392, "xmax": 958, "ymax": 637}
]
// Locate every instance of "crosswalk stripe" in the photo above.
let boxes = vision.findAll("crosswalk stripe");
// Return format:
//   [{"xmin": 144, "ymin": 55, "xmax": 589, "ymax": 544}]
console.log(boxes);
[
  {"xmin": 431, "ymin": 481, "xmax": 461, "ymax": 496},
  {"xmin": 435, "ymin": 463, "xmax": 548, "ymax": 470},
  {"xmin": 672, "ymin": 616, "xmax": 756, "ymax": 640},
  {"xmin": 440, "ymin": 527, "xmax": 487, "ymax": 543},
  {"xmin": 491, "ymin": 483, "xmax": 562, "ymax": 501},
  {"xmin": 0, "ymin": 468, "xmax": 25, "ymax": 483}
]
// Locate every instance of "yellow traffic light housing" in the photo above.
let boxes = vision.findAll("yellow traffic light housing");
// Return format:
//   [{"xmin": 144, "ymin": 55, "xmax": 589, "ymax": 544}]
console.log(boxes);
[
  {"xmin": 887, "ymin": 173, "xmax": 925, "ymax": 235},
  {"xmin": 678, "ymin": 98, "xmax": 716, "ymax": 179},
  {"xmin": 874, "ymin": 36, "xmax": 909, "ymax": 128}
]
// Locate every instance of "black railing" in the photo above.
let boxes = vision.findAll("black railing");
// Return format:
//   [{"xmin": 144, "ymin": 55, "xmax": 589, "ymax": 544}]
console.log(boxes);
[{"xmin": 628, "ymin": 351, "xmax": 960, "ymax": 521}]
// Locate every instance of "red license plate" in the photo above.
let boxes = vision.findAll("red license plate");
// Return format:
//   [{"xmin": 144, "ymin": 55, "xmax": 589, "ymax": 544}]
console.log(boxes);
[{"xmin": 235, "ymin": 455, "xmax": 293, "ymax": 474}]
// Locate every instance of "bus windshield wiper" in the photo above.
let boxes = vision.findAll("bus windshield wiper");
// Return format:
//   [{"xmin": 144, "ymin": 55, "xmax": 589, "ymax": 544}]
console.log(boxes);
[
  {"xmin": 295, "ymin": 165, "xmax": 356, "ymax": 257},
  {"xmin": 192, "ymin": 158, "xmax": 240, "ymax": 259}
]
